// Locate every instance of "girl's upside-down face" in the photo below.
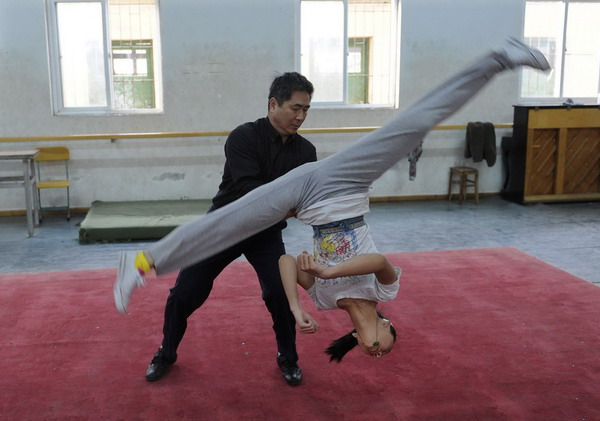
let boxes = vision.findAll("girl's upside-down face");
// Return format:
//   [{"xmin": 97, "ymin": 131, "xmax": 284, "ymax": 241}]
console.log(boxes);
[{"xmin": 353, "ymin": 317, "xmax": 395, "ymax": 358}]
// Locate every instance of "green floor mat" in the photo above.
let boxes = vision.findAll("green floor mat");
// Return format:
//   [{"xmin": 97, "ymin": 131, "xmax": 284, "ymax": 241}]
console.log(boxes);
[{"xmin": 78, "ymin": 199, "xmax": 212, "ymax": 243}]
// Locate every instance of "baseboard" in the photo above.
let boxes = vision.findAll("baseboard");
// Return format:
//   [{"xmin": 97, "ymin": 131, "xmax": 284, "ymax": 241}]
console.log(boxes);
[
  {"xmin": 0, "ymin": 193, "xmax": 501, "ymax": 217},
  {"xmin": 369, "ymin": 192, "xmax": 498, "ymax": 202},
  {"xmin": 0, "ymin": 207, "xmax": 89, "ymax": 217}
]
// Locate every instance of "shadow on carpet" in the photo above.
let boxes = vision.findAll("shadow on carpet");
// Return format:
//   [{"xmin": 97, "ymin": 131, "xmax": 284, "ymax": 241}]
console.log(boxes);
[{"xmin": 1, "ymin": 247, "xmax": 599, "ymax": 420}]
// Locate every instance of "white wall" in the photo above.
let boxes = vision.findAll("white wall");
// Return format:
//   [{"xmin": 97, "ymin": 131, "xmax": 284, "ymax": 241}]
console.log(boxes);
[{"xmin": 0, "ymin": 0, "xmax": 528, "ymax": 211}]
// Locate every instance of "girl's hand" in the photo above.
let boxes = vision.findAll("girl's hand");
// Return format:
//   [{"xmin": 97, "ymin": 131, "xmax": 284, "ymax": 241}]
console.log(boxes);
[
  {"xmin": 297, "ymin": 251, "xmax": 329, "ymax": 279},
  {"xmin": 292, "ymin": 308, "xmax": 319, "ymax": 334}
]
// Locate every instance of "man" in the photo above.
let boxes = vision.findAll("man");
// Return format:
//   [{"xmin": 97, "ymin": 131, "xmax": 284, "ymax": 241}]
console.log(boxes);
[{"xmin": 145, "ymin": 72, "xmax": 316, "ymax": 386}]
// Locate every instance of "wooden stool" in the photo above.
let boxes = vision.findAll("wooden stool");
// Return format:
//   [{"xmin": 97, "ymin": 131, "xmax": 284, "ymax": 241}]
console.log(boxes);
[{"xmin": 448, "ymin": 166, "xmax": 479, "ymax": 204}]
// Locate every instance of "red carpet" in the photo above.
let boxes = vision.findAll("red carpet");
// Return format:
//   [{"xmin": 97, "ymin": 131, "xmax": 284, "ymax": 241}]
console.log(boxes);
[{"xmin": 1, "ymin": 248, "xmax": 599, "ymax": 420}]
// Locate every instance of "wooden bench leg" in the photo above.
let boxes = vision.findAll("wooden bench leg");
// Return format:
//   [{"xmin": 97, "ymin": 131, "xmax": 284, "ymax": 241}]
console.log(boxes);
[
  {"xmin": 474, "ymin": 172, "xmax": 479, "ymax": 204},
  {"xmin": 459, "ymin": 174, "xmax": 466, "ymax": 204}
]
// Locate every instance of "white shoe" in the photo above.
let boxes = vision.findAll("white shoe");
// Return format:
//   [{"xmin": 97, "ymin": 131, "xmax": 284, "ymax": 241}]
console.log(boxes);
[
  {"xmin": 499, "ymin": 37, "xmax": 550, "ymax": 71},
  {"xmin": 114, "ymin": 251, "xmax": 146, "ymax": 314}
]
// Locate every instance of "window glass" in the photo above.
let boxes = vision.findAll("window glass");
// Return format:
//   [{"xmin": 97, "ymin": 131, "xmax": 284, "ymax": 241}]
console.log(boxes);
[
  {"xmin": 56, "ymin": 2, "xmax": 107, "ymax": 107},
  {"xmin": 522, "ymin": 0, "xmax": 600, "ymax": 101},
  {"xmin": 48, "ymin": 0, "xmax": 161, "ymax": 113},
  {"xmin": 349, "ymin": 0, "xmax": 395, "ymax": 105},
  {"xmin": 109, "ymin": 0, "xmax": 159, "ymax": 110},
  {"xmin": 563, "ymin": 2, "xmax": 600, "ymax": 98},
  {"xmin": 301, "ymin": 0, "xmax": 398, "ymax": 106},
  {"xmin": 301, "ymin": 1, "xmax": 345, "ymax": 102},
  {"xmin": 112, "ymin": 40, "xmax": 155, "ymax": 109}
]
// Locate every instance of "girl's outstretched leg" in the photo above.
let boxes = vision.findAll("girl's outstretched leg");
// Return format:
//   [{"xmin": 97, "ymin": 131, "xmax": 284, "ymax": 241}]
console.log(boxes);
[{"xmin": 307, "ymin": 38, "xmax": 550, "ymax": 197}]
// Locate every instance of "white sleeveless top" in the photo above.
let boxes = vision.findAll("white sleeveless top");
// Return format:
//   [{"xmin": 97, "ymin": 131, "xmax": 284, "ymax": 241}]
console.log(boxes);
[{"xmin": 296, "ymin": 193, "xmax": 370, "ymax": 226}]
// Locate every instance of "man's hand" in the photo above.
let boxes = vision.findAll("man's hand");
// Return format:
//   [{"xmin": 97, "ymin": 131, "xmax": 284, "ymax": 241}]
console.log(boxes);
[
  {"xmin": 297, "ymin": 251, "xmax": 329, "ymax": 279},
  {"xmin": 292, "ymin": 308, "xmax": 319, "ymax": 334}
]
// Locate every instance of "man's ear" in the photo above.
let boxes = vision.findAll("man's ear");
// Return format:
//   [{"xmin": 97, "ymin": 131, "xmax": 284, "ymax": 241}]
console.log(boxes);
[{"xmin": 268, "ymin": 97, "xmax": 278, "ymax": 111}]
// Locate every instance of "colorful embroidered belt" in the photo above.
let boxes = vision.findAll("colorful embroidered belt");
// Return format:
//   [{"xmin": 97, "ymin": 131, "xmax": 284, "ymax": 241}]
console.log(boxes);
[{"xmin": 312, "ymin": 216, "xmax": 366, "ymax": 236}]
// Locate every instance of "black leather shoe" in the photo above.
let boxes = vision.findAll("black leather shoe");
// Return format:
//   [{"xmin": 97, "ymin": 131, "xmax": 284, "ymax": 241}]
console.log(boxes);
[
  {"xmin": 277, "ymin": 353, "xmax": 302, "ymax": 386},
  {"xmin": 145, "ymin": 348, "xmax": 175, "ymax": 382}
]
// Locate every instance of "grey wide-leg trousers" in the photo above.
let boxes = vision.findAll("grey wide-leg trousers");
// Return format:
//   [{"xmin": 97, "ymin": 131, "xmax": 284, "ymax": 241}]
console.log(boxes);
[{"xmin": 149, "ymin": 51, "xmax": 508, "ymax": 275}]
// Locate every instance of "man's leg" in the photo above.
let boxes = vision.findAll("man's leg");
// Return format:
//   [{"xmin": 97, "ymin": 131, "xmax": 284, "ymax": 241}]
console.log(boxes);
[
  {"xmin": 244, "ymin": 229, "xmax": 302, "ymax": 386},
  {"xmin": 146, "ymin": 246, "xmax": 241, "ymax": 381}
]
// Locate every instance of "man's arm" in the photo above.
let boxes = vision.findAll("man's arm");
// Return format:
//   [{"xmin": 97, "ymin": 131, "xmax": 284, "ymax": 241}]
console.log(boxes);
[
  {"xmin": 224, "ymin": 126, "xmax": 264, "ymax": 197},
  {"xmin": 296, "ymin": 252, "xmax": 398, "ymax": 285}
]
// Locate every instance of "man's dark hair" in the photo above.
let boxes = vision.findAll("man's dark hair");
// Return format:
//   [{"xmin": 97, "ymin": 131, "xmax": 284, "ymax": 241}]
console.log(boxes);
[
  {"xmin": 268, "ymin": 72, "xmax": 314, "ymax": 106},
  {"xmin": 325, "ymin": 312, "xmax": 397, "ymax": 363}
]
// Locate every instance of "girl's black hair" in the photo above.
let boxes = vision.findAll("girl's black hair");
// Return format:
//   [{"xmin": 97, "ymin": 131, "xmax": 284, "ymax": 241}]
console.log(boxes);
[
  {"xmin": 325, "ymin": 329, "xmax": 358, "ymax": 363},
  {"xmin": 324, "ymin": 312, "xmax": 397, "ymax": 363}
]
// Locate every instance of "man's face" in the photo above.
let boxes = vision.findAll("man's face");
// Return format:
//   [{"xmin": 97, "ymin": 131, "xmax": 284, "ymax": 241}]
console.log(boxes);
[{"xmin": 268, "ymin": 90, "xmax": 311, "ymax": 139}]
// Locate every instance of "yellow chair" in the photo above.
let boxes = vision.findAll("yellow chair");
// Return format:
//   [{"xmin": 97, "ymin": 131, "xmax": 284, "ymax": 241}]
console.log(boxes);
[{"xmin": 35, "ymin": 146, "xmax": 71, "ymax": 220}]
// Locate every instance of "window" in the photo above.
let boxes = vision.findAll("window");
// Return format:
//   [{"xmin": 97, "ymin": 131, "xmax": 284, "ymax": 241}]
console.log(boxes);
[
  {"xmin": 300, "ymin": 0, "xmax": 400, "ymax": 106},
  {"xmin": 522, "ymin": 0, "xmax": 600, "ymax": 102},
  {"xmin": 46, "ymin": 0, "xmax": 162, "ymax": 114},
  {"xmin": 112, "ymin": 40, "xmax": 156, "ymax": 109}
]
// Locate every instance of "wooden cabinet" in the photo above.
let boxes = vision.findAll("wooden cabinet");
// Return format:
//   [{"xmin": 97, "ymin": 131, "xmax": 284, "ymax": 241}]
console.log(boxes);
[{"xmin": 502, "ymin": 105, "xmax": 600, "ymax": 203}]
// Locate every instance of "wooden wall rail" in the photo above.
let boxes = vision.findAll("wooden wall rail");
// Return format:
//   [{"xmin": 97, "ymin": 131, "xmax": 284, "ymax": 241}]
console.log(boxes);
[{"xmin": 0, "ymin": 123, "xmax": 513, "ymax": 143}]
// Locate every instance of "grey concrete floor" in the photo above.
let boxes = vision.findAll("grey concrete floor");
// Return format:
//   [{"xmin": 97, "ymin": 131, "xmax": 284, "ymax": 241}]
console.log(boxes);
[{"xmin": 1, "ymin": 196, "xmax": 599, "ymax": 286}]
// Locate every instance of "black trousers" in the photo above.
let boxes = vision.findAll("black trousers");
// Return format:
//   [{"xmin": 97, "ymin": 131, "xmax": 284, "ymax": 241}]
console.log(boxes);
[{"xmin": 159, "ymin": 226, "xmax": 298, "ymax": 363}]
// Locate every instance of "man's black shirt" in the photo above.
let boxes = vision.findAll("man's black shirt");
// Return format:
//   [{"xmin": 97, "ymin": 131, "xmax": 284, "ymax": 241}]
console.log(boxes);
[{"xmin": 212, "ymin": 117, "xmax": 317, "ymax": 210}]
